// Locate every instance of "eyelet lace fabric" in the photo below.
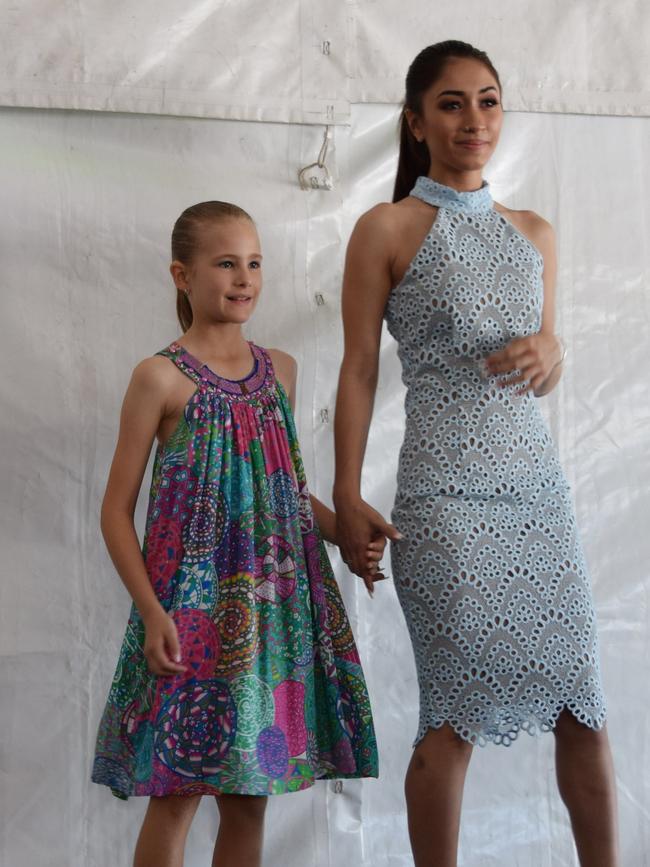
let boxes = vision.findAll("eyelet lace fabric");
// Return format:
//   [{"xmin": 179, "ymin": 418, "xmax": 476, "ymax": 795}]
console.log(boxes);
[{"xmin": 383, "ymin": 177, "xmax": 606, "ymax": 747}]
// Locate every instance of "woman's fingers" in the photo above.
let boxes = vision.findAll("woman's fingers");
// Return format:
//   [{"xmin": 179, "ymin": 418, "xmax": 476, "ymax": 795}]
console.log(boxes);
[
  {"xmin": 491, "ymin": 353, "xmax": 538, "ymax": 377},
  {"xmin": 336, "ymin": 498, "xmax": 400, "ymax": 581},
  {"xmin": 377, "ymin": 520, "xmax": 403, "ymax": 542}
]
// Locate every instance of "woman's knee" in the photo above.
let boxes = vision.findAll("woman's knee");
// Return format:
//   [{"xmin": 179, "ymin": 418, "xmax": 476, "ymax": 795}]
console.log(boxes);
[
  {"xmin": 410, "ymin": 724, "xmax": 473, "ymax": 773},
  {"xmin": 554, "ymin": 710, "xmax": 609, "ymax": 749}
]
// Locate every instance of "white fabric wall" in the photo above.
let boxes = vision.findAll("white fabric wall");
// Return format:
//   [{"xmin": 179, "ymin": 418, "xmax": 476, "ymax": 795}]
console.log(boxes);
[
  {"xmin": 1, "ymin": 100, "xmax": 649, "ymax": 866},
  {"xmin": 2, "ymin": 0, "xmax": 650, "ymax": 120}
]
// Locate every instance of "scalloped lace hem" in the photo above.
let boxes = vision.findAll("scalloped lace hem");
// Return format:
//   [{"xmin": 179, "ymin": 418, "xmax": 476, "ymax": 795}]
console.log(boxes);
[{"xmin": 413, "ymin": 700, "xmax": 607, "ymax": 749}]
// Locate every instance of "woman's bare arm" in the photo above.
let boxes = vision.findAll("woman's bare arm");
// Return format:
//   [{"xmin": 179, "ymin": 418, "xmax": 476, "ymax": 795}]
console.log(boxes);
[
  {"xmin": 531, "ymin": 217, "xmax": 564, "ymax": 396},
  {"xmin": 333, "ymin": 207, "xmax": 392, "ymax": 499},
  {"xmin": 332, "ymin": 206, "xmax": 403, "ymax": 582},
  {"xmin": 486, "ymin": 213, "xmax": 564, "ymax": 396}
]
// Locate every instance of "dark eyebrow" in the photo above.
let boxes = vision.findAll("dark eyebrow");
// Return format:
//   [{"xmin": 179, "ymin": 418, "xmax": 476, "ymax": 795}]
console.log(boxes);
[
  {"xmin": 437, "ymin": 85, "xmax": 498, "ymax": 97},
  {"xmin": 213, "ymin": 253, "xmax": 263, "ymax": 259}
]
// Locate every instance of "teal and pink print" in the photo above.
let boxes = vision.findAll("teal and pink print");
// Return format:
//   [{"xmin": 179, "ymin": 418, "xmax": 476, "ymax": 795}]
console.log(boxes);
[{"xmin": 91, "ymin": 341, "xmax": 378, "ymax": 798}]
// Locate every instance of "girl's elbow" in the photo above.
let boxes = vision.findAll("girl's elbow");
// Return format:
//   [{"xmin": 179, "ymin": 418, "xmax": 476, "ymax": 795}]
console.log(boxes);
[{"xmin": 100, "ymin": 495, "xmax": 133, "ymax": 537}]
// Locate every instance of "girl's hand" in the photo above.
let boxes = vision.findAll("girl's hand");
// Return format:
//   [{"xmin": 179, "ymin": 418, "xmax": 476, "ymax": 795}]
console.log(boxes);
[
  {"xmin": 484, "ymin": 332, "xmax": 562, "ymax": 395},
  {"xmin": 334, "ymin": 497, "xmax": 402, "ymax": 596},
  {"xmin": 142, "ymin": 606, "xmax": 187, "ymax": 677},
  {"xmin": 364, "ymin": 535, "xmax": 388, "ymax": 595}
]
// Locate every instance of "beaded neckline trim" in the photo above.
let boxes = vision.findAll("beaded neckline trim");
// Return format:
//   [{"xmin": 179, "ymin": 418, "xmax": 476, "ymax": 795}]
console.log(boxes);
[{"xmin": 168, "ymin": 341, "xmax": 270, "ymax": 396}]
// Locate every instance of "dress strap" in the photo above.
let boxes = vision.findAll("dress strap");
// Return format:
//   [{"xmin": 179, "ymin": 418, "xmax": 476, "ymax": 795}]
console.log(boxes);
[
  {"xmin": 156, "ymin": 343, "xmax": 204, "ymax": 386},
  {"xmin": 157, "ymin": 341, "xmax": 276, "ymax": 398}
]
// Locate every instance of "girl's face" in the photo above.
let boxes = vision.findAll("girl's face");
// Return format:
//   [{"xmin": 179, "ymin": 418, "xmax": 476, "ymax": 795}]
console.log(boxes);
[
  {"xmin": 174, "ymin": 218, "xmax": 262, "ymax": 325},
  {"xmin": 406, "ymin": 57, "xmax": 503, "ymax": 179}
]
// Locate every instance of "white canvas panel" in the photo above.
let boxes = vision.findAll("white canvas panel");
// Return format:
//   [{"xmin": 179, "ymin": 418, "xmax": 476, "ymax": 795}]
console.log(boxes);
[
  {"xmin": 0, "ymin": 0, "xmax": 349, "ymax": 124},
  {"xmin": 348, "ymin": 0, "xmax": 650, "ymax": 116},
  {"xmin": 0, "ymin": 106, "xmax": 355, "ymax": 867},
  {"xmin": 2, "ymin": 0, "xmax": 650, "ymax": 122},
  {"xmin": 0, "ymin": 101, "xmax": 648, "ymax": 866}
]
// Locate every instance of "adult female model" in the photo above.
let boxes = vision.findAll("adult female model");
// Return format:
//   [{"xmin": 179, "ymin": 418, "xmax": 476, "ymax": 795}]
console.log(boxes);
[{"xmin": 333, "ymin": 41, "xmax": 619, "ymax": 867}]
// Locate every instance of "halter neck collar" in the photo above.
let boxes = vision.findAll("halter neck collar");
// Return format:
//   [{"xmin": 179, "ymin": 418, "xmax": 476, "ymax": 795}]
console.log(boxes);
[{"xmin": 410, "ymin": 176, "xmax": 493, "ymax": 214}]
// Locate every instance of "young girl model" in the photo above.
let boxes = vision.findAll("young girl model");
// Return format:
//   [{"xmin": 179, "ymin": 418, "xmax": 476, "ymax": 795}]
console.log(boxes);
[
  {"xmin": 333, "ymin": 42, "xmax": 619, "ymax": 867},
  {"xmin": 92, "ymin": 201, "xmax": 380, "ymax": 867}
]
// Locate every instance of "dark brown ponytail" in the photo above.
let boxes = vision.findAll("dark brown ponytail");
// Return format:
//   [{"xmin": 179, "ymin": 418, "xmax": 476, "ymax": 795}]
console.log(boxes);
[
  {"xmin": 170, "ymin": 201, "xmax": 254, "ymax": 332},
  {"xmin": 393, "ymin": 41, "xmax": 501, "ymax": 203}
]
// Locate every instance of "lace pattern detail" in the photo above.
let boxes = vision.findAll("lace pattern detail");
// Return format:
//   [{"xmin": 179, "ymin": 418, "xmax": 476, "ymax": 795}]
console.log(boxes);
[{"xmin": 384, "ymin": 178, "xmax": 606, "ymax": 746}]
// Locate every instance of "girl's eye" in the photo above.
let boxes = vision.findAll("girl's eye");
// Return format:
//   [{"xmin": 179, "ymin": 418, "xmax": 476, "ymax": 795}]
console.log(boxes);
[
  {"xmin": 249, "ymin": 261, "xmax": 261, "ymax": 270},
  {"xmin": 218, "ymin": 260, "xmax": 234, "ymax": 268}
]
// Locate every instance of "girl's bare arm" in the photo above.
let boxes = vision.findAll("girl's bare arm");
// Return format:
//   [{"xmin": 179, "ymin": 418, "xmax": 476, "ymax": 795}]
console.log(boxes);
[
  {"xmin": 269, "ymin": 345, "xmax": 385, "ymax": 583},
  {"xmin": 101, "ymin": 357, "xmax": 186, "ymax": 675}
]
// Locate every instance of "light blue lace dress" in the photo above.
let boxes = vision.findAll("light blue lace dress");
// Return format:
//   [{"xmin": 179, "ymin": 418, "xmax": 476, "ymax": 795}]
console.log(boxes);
[{"xmin": 384, "ymin": 176, "xmax": 606, "ymax": 746}]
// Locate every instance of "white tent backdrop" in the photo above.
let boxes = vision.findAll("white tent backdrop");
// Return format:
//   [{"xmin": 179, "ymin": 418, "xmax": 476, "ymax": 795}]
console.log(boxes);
[
  {"xmin": 2, "ymin": 0, "xmax": 650, "ymax": 120},
  {"xmin": 1, "ymin": 3, "xmax": 649, "ymax": 866}
]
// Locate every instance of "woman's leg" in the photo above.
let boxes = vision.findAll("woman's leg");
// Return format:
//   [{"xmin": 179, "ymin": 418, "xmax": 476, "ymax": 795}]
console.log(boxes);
[
  {"xmin": 404, "ymin": 724, "xmax": 473, "ymax": 867},
  {"xmin": 211, "ymin": 793, "xmax": 268, "ymax": 867},
  {"xmin": 133, "ymin": 794, "xmax": 202, "ymax": 867},
  {"xmin": 554, "ymin": 710, "xmax": 619, "ymax": 867}
]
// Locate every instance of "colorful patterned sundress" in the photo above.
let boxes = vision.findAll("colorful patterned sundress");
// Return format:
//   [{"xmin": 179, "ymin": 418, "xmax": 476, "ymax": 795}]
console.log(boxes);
[{"xmin": 92, "ymin": 341, "xmax": 378, "ymax": 798}]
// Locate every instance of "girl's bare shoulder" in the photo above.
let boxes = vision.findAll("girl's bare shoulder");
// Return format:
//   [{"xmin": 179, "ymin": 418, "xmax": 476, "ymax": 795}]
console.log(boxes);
[
  {"xmin": 266, "ymin": 347, "xmax": 297, "ymax": 381},
  {"xmin": 128, "ymin": 352, "xmax": 184, "ymax": 400}
]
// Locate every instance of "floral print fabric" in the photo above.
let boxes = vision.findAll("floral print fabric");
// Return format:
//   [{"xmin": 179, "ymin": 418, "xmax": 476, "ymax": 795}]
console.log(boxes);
[{"xmin": 92, "ymin": 341, "xmax": 378, "ymax": 798}]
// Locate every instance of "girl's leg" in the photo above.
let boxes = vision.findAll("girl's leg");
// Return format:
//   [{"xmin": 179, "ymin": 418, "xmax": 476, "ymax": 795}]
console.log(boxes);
[
  {"xmin": 211, "ymin": 793, "xmax": 268, "ymax": 867},
  {"xmin": 554, "ymin": 710, "xmax": 619, "ymax": 867},
  {"xmin": 133, "ymin": 794, "xmax": 202, "ymax": 867},
  {"xmin": 404, "ymin": 724, "xmax": 473, "ymax": 867}
]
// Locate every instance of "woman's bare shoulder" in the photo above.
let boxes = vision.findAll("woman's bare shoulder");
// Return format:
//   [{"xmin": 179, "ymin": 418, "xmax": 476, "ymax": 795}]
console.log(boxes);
[
  {"xmin": 350, "ymin": 198, "xmax": 427, "ymax": 253},
  {"xmin": 494, "ymin": 203, "xmax": 555, "ymax": 255}
]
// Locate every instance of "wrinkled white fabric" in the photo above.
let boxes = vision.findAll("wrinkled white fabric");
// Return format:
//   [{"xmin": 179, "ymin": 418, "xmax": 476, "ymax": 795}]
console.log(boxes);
[
  {"xmin": 1, "ymin": 1, "xmax": 650, "ymax": 121},
  {"xmin": 0, "ymin": 103, "xmax": 648, "ymax": 866}
]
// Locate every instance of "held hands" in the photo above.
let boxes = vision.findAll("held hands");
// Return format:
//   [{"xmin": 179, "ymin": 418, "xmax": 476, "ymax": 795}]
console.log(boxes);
[
  {"xmin": 484, "ymin": 332, "xmax": 564, "ymax": 395},
  {"xmin": 335, "ymin": 497, "xmax": 403, "ymax": 597},
  {"xmin": 142, "ymin": 605, "xmax": 187, "ymax": 677}
]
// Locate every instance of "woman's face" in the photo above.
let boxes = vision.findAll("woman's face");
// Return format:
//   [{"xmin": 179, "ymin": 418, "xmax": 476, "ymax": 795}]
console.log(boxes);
[{"xmin": 406, "ymin": 56, "xmax": 503, "ymax": 178}]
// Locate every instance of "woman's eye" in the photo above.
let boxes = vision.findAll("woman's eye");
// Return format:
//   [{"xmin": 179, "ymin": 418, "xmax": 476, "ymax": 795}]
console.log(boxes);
[
  {"xmin": 482, "ymin": 98, "xmax": 499, "ymax": 108},
  {"xmin": 440, "ymin": 101, "xmax": 461, "ymax": 111}
]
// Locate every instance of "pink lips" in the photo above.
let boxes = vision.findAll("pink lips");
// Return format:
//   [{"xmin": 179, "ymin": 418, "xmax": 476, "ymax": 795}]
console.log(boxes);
[{"xmin": 457, "ymin": 140, "xmax": 489, "ymax": 149}]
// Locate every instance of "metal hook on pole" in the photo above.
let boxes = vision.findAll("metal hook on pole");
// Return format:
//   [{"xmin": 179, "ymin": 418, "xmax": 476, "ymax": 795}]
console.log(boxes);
[{"xmin": 298, "ymin": 125, "xmax": 333, "ymax": 191}]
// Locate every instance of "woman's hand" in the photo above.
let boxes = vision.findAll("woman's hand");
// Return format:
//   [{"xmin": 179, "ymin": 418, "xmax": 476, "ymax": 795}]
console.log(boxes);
[
  {"xmin": 485, "ymin": 331, "xmax": 563, "ymax": 395},
  {"xmin": 334, "ymin": 497, "xmax": 402, "ymax": 596},
  {"xmin": 142, "ymin": 606, "xmax": 187, "ymax": 677}
]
